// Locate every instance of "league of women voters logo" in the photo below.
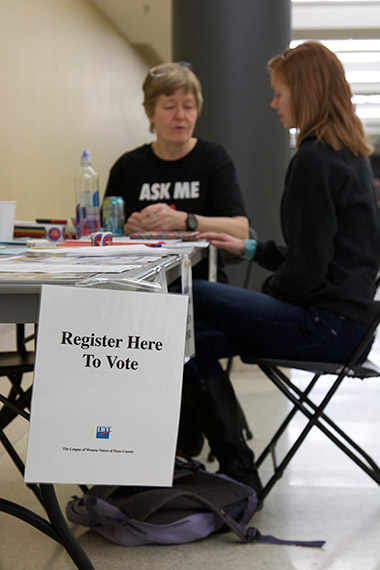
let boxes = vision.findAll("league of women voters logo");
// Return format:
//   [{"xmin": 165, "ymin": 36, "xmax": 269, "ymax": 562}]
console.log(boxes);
[{"xmin": 96, "ymin": 425, "xmax": 112, "ymax": 439}]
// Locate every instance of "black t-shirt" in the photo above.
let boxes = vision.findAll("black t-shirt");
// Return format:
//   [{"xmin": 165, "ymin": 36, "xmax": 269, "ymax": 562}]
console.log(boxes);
[{"xmin": 105, "ymin": 139, "xmax": 248, "ymax": 281}]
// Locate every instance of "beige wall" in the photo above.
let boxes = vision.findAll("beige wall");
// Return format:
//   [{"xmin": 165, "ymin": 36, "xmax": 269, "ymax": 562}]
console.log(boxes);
[{"xmin": 0, "ymin": 0, "xmax": 154, "ymax": 222}]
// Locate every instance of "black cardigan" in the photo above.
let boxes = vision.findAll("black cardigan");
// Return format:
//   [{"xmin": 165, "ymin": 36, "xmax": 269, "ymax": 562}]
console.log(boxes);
[{"xmin": 255, "ymin": 134, "xmax": 380, "ymax": 325}]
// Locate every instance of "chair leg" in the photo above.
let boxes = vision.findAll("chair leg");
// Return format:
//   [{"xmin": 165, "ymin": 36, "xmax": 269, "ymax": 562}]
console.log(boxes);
[
  {"xmin": 0, "ymin": 498, "xmax": 61, "ymax": 542},
  {"xmin": 256, "ymin": 371, "xmax": 321, "ymax": 468},
  {"xmin": 0, "ymin": 430, "xmax": 43, "ymax": 505},
  {"xmin": 6, "ymin": 373, "xmax": 26, "ymax": 403},
  {"xmin": 41, "ymin": 485, "xmax": 95, "ymax": 569},
  {"xmin": 258, "ymin": 364, "xmax": 380, "ymax": 500},
  {"xmin": 0, "ymin": 490, "xmax": 95, "ymax": 570},
  {"xmin": 265, "ymin": 364, "xmax": 380, "ymax": 475}
]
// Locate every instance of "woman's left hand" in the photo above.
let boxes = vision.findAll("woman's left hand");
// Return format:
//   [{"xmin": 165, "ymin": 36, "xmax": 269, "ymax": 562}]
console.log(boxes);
[{"xmin": 197, "ymin": 232, "xmax": 245, "ymax": 256}]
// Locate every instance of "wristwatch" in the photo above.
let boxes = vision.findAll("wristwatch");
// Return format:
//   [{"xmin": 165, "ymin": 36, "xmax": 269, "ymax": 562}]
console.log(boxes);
[{"xmin": 186, "ymin": 213, "xmax": 198, "ymax": 231}]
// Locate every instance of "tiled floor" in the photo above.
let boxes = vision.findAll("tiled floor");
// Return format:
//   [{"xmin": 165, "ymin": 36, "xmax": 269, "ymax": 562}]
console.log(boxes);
[{"xmin": 1, "ymin": 322, "xmax": 380, "ymax": 570}]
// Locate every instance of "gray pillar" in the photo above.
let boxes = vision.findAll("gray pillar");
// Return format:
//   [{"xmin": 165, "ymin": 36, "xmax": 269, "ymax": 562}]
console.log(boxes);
[{"xmin": 173, "ymin": 0, "xmax": 291, "ymax": 288}]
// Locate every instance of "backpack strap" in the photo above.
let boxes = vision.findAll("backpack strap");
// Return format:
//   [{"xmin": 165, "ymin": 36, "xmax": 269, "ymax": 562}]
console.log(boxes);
[
  {"xmin": 121, "ymin": 488, "xmax": 250, "ymax": 542},
  {"xmin": 246, "ymin": 527, "xmax": 325, "ymax": 548},
  {"xmin": 120, "ymin": 489, "xmax": 325, "ymax": 548},
  {"xmin": 119, "ymin": 488, "xmax": 325, "ymax": 547},
  {"xmin": 173, "ymin": 457, "xmax": 204, "ymax": 482}
]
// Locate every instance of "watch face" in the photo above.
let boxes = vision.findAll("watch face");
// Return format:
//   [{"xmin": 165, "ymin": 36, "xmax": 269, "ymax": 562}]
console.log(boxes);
[{"xmin": 187, "ymin": 213, "xmax": 197, "ymax": 231}]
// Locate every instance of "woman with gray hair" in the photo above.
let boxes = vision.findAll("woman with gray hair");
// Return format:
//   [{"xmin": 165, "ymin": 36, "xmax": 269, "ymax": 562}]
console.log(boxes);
[{"xmin": 104, "ymin": 62, "xmax": 249, "ymax": 283}]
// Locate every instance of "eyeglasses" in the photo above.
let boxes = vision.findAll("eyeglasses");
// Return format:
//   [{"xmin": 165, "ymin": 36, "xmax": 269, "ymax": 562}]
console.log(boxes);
[{"xmin": 149, "ymin": 61, "xmax": 192, "ymax": 78}]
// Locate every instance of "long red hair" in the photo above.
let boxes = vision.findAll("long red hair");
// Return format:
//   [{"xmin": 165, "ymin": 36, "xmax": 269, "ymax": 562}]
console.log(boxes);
[{"xmin": 268, "ymin": 41, "xmax": 373, "ymax": 155}]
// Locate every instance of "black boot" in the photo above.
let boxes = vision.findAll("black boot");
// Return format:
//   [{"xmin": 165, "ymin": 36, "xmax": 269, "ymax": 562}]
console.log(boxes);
[
  {"xmin": 183, "ymin": 373, "xmax": 263, "ymax": 497},
  {"xmin": 177, "ymin": 393, "xmax": 204, "ymax": 457}
]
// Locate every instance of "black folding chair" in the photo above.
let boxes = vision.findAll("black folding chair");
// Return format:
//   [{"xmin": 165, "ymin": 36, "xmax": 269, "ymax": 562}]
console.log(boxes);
[
  {"xmin": 0, "ymin": 324, "xmax": 40, "ymax": 501},
  {"xmin": 0, "ymin": 325, "xmax": 94, "ymax": 569},
  {"xmin": 0, "ymin": 324, "xmax": 35, "ymax": 402},
  {"xmin": 241, "ymin": 300, "xmax": 380, "ymax": 502}
]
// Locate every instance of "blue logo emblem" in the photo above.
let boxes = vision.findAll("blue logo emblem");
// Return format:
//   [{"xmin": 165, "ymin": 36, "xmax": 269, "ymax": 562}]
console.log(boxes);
[{"xmin": 96, "ymin": 426, "xmax": 111, "ymax": 439}]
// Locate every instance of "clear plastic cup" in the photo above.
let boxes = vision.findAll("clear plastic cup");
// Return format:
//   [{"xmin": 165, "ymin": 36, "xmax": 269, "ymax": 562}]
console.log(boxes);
[{"xmin": 0, "ymin": 201, "xmax": 17, "ymax": 241}]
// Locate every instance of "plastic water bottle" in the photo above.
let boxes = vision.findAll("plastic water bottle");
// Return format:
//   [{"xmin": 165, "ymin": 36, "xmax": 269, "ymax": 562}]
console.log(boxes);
[{"xmin": 75, "ymin": 150, "xmax": 101, "ymax": 238}]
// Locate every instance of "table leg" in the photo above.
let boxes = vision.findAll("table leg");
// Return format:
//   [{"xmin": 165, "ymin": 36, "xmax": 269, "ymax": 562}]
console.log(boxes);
[{"xmin": 40, "ymin": 484, "xmax": 95, "ymax": 570}]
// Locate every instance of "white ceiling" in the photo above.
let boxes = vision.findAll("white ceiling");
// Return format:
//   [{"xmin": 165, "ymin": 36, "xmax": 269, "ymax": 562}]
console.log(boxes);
[{"xmin": 90, "ymin": 0, "xmax": 380, "ymax": 151}]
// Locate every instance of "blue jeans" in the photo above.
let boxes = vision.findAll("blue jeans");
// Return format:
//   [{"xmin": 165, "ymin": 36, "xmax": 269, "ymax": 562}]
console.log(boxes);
[{"xmin": 184, "ymin": 280, "xmax": 372, "ymax": 383}]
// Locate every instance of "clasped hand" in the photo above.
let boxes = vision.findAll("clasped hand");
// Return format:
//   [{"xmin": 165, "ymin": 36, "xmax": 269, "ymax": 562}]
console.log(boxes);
[{"xmin": 126, "ymin": 203, "xmax": 184, "ymax": 232}]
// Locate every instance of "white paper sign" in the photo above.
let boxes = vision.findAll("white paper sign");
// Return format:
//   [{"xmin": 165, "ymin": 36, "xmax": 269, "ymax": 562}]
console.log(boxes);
[{"xmin": 25, "ymin": 284, "xmax": 188, "ymax": 486}]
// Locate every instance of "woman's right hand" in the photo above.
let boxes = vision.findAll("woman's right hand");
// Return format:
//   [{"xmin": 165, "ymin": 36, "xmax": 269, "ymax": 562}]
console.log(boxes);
[{"xmin": 197, "ymin": 232, "xmax": 245, "ymax": 257}]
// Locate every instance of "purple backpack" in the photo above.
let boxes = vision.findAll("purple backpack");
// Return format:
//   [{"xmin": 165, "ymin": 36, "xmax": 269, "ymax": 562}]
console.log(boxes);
[{"xmin": 66, "ymin": 458, "xmax": 325, "ymax": 548}]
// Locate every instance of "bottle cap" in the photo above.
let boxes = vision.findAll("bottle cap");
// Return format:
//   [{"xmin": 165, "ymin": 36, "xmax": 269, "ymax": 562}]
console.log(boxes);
[{"xmin": 80, "ymin": 149, "xmax": 92, "ymax": 165}]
